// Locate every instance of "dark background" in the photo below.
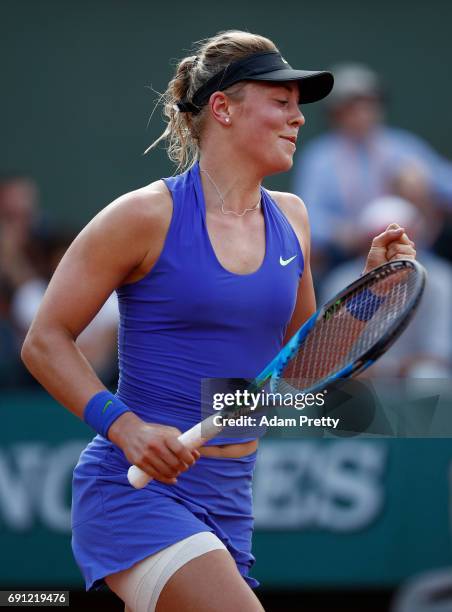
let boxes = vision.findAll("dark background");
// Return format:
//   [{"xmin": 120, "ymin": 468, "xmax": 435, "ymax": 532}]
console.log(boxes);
[{"xmin": 3, "ymin": 0, "xmax": 451, "ymax": 226}]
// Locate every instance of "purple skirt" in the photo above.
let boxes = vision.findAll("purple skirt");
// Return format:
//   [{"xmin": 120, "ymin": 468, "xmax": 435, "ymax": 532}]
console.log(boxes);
[{"xmin": 71, "ymin": 435, "xmax": 258, "ymax": 591}]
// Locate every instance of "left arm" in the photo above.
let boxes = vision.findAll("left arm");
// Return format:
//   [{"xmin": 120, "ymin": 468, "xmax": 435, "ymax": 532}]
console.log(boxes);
[
  {"xmin": 284, "ymin": 261, "xmax": 316, "ymax": 345},
  {"xmin": 271, "ymin": 192, "xmax": 316, "ymax": 344}
]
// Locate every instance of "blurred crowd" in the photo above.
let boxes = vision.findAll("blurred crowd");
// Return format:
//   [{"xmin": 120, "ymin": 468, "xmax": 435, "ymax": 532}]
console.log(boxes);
[
  {"xmin": 293, "ymin": 63, "xmax": 452, "ymax": 378},
  {"xmin": 0, "ymin": 175, "xmax": 118, "ymax": 388},
  {"xmin": 2, "ymin": 63, "xmax": 452, "ymax": 388}
]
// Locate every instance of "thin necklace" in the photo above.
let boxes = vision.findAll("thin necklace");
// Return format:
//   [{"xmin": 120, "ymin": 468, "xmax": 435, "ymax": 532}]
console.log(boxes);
[{"xmin": 200, "ymin": 167, "xmax": 261, "ymax": 217}]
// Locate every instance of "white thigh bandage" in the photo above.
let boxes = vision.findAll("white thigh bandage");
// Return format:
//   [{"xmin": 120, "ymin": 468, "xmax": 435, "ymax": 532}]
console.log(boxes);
[{"xmin": 107, "ymin": 531, "xmax": 227, "ymax": 612}]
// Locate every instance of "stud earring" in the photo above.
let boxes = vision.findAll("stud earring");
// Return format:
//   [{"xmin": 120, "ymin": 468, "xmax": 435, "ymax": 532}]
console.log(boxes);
[{"xmin": 225, "ymin": 117, "xmax": 230, "ymax": 123}]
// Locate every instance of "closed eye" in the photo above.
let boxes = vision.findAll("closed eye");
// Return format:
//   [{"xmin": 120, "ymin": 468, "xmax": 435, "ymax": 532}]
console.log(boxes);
[{"xmin": 275, "ymin": 99, "xmax": 289, "ymax": 106}]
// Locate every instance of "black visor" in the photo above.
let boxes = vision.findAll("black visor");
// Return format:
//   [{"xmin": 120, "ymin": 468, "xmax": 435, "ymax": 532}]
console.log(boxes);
[{"xmin": 176, "ymin": 52, "xmax": 334, "ymax": 113}]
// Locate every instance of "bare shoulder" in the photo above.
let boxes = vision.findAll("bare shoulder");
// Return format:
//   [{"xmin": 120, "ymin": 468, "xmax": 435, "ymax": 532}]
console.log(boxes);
[
  {"xmin": 92, "ymin": 179, "xmax": 172, "ymax": 235},
  {"xmin": 61, "ymin": 179, "xmax": 173, "ymax": 287},
  {"xmin": 267, "ymin": 190, "xmax": 308, "ymax": 223},
  {"xmin": 267, "ymin": 190, "xmax": 310, "ymax": 252}
]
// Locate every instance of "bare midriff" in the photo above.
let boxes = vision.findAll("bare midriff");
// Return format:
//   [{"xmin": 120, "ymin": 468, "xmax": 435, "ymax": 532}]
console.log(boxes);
[{"xmin": 199, "ymin": 439, "xmax": 258, "ymax": 458}]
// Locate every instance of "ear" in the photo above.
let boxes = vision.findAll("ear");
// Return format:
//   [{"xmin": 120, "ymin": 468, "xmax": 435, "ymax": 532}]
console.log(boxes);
[{"xmin": 209, "ymin": 92, "xmax": 232, "ymax": 126}]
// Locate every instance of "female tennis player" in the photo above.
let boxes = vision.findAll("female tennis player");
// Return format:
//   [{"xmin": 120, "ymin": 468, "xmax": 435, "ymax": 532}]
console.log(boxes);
[{"xmin": 21, "ymin": 30, "xmax": 416, "ymax": 612}]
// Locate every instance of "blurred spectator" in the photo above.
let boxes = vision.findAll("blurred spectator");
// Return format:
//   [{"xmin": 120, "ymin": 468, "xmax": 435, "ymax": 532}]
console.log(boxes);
[
  {"xmin": 0, "ymin": 176, "xmax": 119, "ymax": 387},
  {"xmin": 11, "ymin": 230, "xmax": 119, "ymax": 386},
  {"xmin": 0, "ymin": 174, "xmax": 41, "ymax": 290},
  {"xmin": 0, "ymin": 175, "xmax": 43, "ymax": 386},
  {"xmin": 293, "ymin": 63, "xmax": 452, "ymax": 276},
  {"xmin": 320, "ymin": 192, "xmax": 452, "ymax": 377},
  {"xmin": 0, "ymin": 277, "xmax": 23, "ymax": 385}
]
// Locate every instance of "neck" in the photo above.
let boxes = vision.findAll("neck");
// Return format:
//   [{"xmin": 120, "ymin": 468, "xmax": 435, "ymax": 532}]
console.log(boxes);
[{"xmin": 198, "ymin": 151, "xmax": 263, "ymax": 216}]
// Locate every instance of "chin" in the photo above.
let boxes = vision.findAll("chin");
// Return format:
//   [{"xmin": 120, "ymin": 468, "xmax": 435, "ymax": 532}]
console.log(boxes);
[
  {"xmin": 266, "ymin": 155, "xmax": 294, "ymax": 176},
  {"xmin": 250, "ymin": 145, "xmax": 294, "ymax": 177}
]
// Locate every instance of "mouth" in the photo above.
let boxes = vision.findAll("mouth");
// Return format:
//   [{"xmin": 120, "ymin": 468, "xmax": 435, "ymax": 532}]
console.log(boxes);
[{"xmin": 280, "ymin": 136, "xmax": 297, "ymax": 146}]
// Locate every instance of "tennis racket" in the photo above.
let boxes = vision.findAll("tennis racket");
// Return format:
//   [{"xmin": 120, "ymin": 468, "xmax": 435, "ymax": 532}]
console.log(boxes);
[{"xmin": 128, "ymin": 259, "xmax": 426, "ymax": 488}]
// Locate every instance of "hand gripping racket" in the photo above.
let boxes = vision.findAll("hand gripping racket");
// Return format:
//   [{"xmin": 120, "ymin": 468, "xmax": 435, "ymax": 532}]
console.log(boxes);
[{"xmin": 128, "ymin": 259, "xmax": 426, "ymax": 488}]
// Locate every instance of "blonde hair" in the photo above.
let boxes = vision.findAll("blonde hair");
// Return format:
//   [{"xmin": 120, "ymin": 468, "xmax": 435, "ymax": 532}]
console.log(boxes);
[{"xmin": 145, "ymin": 30, "xmax": 278, "ymax": 172}]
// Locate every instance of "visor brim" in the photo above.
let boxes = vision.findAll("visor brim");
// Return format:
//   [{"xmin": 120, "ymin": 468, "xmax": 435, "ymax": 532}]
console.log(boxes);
[{"xmin": 247, "ymin": 69, "xmax": 334, "ymax": 104}]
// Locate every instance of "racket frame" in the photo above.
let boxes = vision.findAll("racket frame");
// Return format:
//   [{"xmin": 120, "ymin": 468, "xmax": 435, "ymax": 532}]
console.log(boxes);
[{"xmin": 258, "ymin": 258, "xmax": 426, "ymax": 396}]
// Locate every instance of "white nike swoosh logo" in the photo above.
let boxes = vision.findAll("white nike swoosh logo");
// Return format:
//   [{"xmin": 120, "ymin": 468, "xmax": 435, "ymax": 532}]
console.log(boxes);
[{"xmin": 279, "ymin": 255, "xmax": 297, "ymax": 266}]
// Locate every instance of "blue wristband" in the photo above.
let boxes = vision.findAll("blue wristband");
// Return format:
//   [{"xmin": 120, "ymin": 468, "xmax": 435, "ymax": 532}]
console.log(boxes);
[
  {"xmin": 346, "ymin": 288, "xmax": 386, "ymax": 322},
  {"xmin": 83, "ymin": 391, "xmax": 131, "ymax": 439}
]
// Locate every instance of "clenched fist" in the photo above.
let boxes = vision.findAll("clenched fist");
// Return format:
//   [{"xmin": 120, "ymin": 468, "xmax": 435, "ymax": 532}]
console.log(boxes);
[{"xmin": 363, "ymin": 223, "xmax": 416, "ymax": 275}]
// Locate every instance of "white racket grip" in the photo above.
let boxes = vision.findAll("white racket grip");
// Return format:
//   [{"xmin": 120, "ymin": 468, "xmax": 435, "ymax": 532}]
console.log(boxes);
[
  {"xmin": 127, "ymin": 413, "xmax": 224, "ymax": 489},
  {"xmin": 178, "ymin": 413, "xmax": 224, "ymax": 448}
]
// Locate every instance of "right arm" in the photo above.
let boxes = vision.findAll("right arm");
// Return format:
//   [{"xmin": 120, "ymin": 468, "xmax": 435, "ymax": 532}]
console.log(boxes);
[{"xmin": 21, "ymin": 184, "xmax": 199, "ymax": 484}]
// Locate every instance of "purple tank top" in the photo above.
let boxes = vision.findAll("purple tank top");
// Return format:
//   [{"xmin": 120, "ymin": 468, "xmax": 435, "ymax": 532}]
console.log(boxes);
[{"xmin": 116, "ymin": 161, "xmax": 304, "ymax": 442}]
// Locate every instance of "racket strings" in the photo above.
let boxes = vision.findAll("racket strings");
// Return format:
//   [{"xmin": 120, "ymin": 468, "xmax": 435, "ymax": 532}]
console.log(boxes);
[{"xmin": 277, "ymin": 267, "xmax": 418, "ymax": 393}]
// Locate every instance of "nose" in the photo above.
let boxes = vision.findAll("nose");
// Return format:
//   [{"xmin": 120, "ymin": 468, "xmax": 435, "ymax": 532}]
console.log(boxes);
[{"xmin": 291, "ymin": 107, "xmax": 305, "ymax": 127}]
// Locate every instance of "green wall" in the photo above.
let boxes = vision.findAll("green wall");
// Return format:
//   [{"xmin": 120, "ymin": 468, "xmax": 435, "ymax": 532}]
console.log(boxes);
[
  {"xmin": 1, "ymin": 391, "xmax": 451, "ymax": 588},
  {"xmin": 2, "ymin": 0, "xmax": 452, "ymax": 226}
]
